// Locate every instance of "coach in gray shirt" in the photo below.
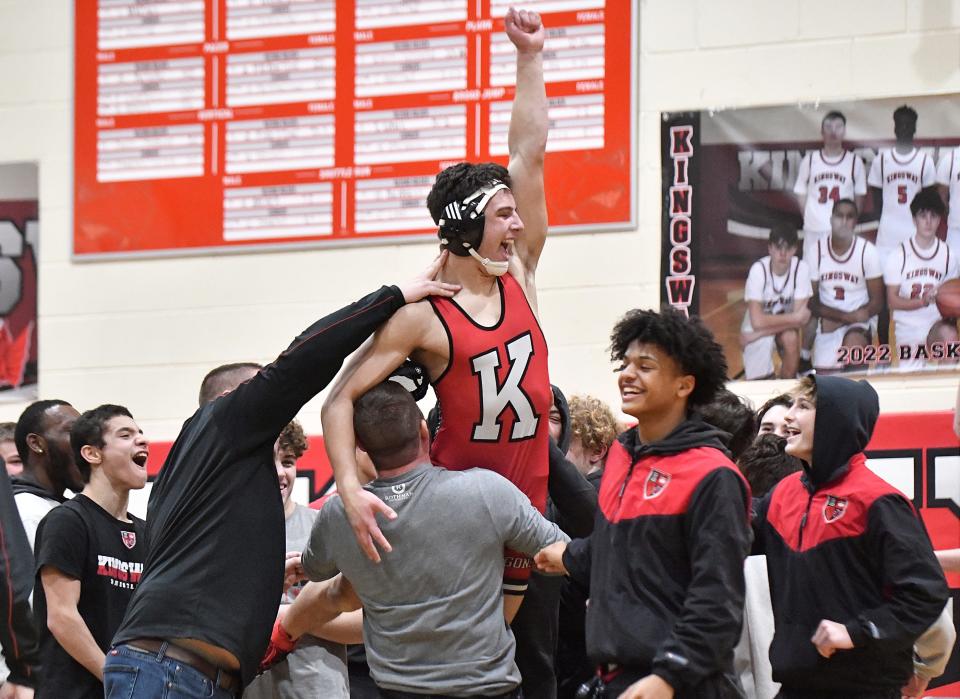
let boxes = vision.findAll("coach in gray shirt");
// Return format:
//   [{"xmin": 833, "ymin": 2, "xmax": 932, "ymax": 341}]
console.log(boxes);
[{"xmin": 301, "ymin": 381, "xmax": 567, "ymax": 698}]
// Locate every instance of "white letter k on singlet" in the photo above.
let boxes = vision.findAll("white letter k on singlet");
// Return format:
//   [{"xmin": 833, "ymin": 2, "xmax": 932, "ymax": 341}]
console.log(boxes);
[{"xmin": 470, "ymin": 332, "xmax": 539, "ymax": 442}]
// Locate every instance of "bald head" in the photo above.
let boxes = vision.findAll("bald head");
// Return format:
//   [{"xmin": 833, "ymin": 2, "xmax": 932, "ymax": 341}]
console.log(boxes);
[{"xmin": 198, "ymin": 363, "xmax": 262, "ymax": 406}]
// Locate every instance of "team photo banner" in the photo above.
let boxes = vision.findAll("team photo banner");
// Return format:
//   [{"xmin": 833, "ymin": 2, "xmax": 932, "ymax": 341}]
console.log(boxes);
[
  {"xmin": 660, "ymin": 94, "xmax": 960, "ymax": 381},
  {"xmin": 0, "ymin": 163, "xmax": 38, "ymax": 402},
  {"xmin": 73, "ymin": 0, "xmax": 636, "ymax": 258}
]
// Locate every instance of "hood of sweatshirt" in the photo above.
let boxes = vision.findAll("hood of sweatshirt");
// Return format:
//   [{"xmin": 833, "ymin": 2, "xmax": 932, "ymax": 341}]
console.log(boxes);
[
  {"xmin": 552, "ymin": 384, "xmax": 572, "ymax": 453},
  {"xmin": 9, "ymin": 476, "xmax": 63, "ymax": 503},
  {"xmin": 806, "ymin": 375, "xmax": 879, "ymax": 488},
  {"xmin": 619, "ymin": 413, "xmax": 732, "ymax": 461}
]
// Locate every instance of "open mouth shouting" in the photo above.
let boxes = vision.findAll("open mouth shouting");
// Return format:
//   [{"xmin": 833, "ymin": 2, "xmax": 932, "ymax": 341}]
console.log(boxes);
[{"xmin": 131, "ymin": 449, "xmax": 149, "ymax": 470}]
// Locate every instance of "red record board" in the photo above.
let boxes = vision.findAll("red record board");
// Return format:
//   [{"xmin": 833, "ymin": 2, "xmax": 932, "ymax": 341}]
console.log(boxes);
[{"xmin": 74, "ymin": 0, "xmax": 636, "ymax": 258}]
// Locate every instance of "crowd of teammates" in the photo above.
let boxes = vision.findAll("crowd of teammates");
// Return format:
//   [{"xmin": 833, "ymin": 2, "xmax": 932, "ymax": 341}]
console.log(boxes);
[
  {"xmin": 0, "ymin": 10, "xmax": 957, "ymax": 699},
  {"xmin": 744, "ymin": 105, "xmax": 960, "ymax": 378}
]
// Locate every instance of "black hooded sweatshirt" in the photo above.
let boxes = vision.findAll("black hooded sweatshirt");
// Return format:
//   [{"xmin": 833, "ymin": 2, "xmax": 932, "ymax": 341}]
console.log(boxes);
[
  {"xmin": 753, "ymin": 376, "xmax": 949, "ymax": 696},
  {"xmin": 563, "ymin": 417, "xmax": 751, "ymax": 696}
]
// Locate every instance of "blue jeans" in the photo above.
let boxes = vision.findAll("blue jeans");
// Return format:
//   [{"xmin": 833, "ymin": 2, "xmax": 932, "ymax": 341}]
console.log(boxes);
[{"xmin": 104, "ymin": 643, "xmax": 237, "ymax": 699}]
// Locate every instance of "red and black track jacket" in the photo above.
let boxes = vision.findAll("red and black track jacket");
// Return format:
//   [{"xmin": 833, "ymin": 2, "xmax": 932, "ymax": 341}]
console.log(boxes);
[
  {"xmin": 754, "ymin": 376, "xmax": 949, "ymax": 696},
  {"xmin": 562, "ymin": 419, "xmax": 752, "ymax": 695}
]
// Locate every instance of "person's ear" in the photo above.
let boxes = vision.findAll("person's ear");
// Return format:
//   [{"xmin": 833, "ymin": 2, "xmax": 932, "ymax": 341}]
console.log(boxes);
[
  {"xmin": 676, "ymin": 374, "xmax": 695, "ymax": 400},
  {"xmin": 590, "ymin": 445, "xmax": 608, "ymax": 466},
  {"xmin": 80, "ymin": 445, "xmax": 101, "ymax": 466},
  {"xmin": 26, "ymin": 433, "xmax": 45, "ymax": 456}
]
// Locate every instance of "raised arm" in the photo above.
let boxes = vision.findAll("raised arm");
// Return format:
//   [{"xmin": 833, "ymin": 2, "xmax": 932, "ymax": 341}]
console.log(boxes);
[{"xmin": 505, "ymin": 8, "xmax": 548, "ymax": 280}]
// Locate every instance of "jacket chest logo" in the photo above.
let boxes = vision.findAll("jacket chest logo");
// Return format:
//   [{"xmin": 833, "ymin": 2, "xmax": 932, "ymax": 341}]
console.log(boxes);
[
  {"xmin": 121, "ymin": 531, "xmax": 137, "ymax": 549},
  {"xmin": 644, "ymin": 469, "xmax": 671, "ymax": 499},
  {"xmin": 823, "ymin": 495, "xmax": 848, "ymax": 523}
]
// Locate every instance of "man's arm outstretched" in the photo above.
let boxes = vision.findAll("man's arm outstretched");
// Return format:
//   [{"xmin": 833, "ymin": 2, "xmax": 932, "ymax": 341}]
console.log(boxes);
[{"xmin": 505, "ymin": 8, "xmax": 548, "ymax": 295}]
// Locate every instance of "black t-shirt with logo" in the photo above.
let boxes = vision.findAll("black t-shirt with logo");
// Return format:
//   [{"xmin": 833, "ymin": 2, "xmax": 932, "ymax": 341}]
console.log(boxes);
[{"xmin": 34, "ymin": 494, "xmax": 145, "ymax": 699}]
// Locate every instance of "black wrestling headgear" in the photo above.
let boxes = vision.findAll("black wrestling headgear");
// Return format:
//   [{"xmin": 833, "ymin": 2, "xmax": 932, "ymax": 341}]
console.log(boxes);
[{"xmin": 437, "ymin": 180, "xmax": 510, "ymax": 257}]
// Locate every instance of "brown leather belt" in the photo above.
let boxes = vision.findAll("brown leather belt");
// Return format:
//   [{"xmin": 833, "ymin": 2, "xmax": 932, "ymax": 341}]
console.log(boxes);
[{"xmin": 125, "ymin": 638, "xmax": 241, "ymax": 695}]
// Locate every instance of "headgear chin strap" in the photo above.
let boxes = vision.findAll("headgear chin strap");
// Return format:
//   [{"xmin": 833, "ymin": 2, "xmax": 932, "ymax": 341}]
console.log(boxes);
[
  {"xmin": 466, "ymin": 246, "xmax": 510, "ymax": 276},
  {"xmin": 438, "ymin": 180, "xmax": 511, "ymax": 275}
]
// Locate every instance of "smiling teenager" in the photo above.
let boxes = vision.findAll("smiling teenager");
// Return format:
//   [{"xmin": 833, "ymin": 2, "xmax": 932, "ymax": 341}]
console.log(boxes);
[
  {"xmin": 754, "ymin": 376, "xmax": 949, "ymax": 699},
  {"xmin": 536, "ymin": 308, "xmax": 752, "ymax": 699},
  {"xmin": 32, "ymin": 405, "xmax": 149, "ymax": 699}
]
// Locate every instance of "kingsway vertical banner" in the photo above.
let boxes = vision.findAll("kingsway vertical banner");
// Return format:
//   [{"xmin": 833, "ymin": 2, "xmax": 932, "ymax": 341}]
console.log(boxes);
[
  {"xmin": 74, "ymin": 0, "xmax": 636, "ymax": 258},
  {"xmin": 660, "ymin": 112, "xmax": 700, "ymax": 316}
]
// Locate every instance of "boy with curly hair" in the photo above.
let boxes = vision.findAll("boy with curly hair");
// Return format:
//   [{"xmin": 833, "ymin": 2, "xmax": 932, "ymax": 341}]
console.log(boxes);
[
  {"xmin": 565, "ymin": 395, "xmax": 619, "ymax": 479},
  {"xmin": 537, "ymin": 308, "xmax": 752, "ymax": 699}
]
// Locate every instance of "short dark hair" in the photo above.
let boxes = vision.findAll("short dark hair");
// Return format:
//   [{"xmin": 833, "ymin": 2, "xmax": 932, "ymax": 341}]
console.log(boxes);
[
  {"xmin": 893, "ymin": 104, "xmax": 918, "ymax": 125},
  {"xmin": 353, "ymin": 381, "xmax": 423, "ymax": 471},
  {"xmin": 699, "ymin": 389, "xmax": 757, "ymax": 461},
  {"xmin": 609, "ymin": 307, "xmax": 728, "ymax": 409},
  {"xmin": 15, "ymin": 400, "xmax": 72, "ymax": 464},
  {"xmin": 757, "ymin": 393, "xmax": 791, "ymax": 425},
  {"xmin": 198, "ymin": 362, "xmax": 262, "ymax": 406},
  {"xmin": 910, "ymin": 187, "xmax": 946, "ymax": 218},
  {"xmin": 832, "ymin": 197, "xmax": 858, "ymax": 216},
  {"xmin": 822, "ymin": 110, "xmax": 846, "ymax": 126},
  {"xmin": 71, "ymin": 404, "xmax": 133, "ymax": 483},
  {"xmin": 0, "ymin": 422, "xmax": 16, "ymax": 442},
  {"xmin": 737, "ymin": 433, "xmax": 803, "ymax": 497},
  {"xmin": 426, "ymin": 162, "xmax": 512, "ymax": 225},
  {"xmin": 769, "ymin": 224, "xmax": 799, "ymax": 248}
]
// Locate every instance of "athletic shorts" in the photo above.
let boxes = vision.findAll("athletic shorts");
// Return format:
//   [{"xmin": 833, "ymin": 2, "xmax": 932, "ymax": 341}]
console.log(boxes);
[
  {"xmin": 742, "ymin": 335, "xmax": 776, "ymax": 380},
  {"xmin": 813, "ymin": 322, "xmax": 870, "ymax": 371}
]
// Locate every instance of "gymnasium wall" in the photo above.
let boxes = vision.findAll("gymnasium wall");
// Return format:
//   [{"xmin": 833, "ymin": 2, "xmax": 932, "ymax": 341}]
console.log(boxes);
[{"xmin": 0, "ymin": 1, "xmax": 959, "ymax": 442}]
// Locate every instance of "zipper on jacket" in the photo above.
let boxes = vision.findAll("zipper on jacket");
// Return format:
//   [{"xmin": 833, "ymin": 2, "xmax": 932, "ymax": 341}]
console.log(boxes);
[
  {"xmin": 615, "ymin": 457, "xmax": 641, "ymax": 517},
  {"xmin": 797, "ymin": 492, "xmax": 815, "ymax": 549}
]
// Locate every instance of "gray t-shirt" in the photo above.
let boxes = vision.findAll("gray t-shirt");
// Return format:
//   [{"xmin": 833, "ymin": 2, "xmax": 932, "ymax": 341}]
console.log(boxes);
[
  {"xmin": 302, "ymin": 464, "xmax": 567, "ymax": 697},
  {"xmin": 244, "ymin": 504, "xmax": 349, "ymax": 699}
]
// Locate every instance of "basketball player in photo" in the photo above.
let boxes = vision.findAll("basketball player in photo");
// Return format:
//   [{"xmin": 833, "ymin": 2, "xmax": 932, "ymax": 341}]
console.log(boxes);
[
  {"xmin": 935, "ymin": 144, "xmax": 960, "ymax": 255},
  {"xmin": 884, "ymin": 189, "xmax": 959, "ymax": 370},
  {"xmin": 793, "ymin": 111, "xmax": 867, "ymax": 264},
  {"xmin": 809, "ymin": 199, "xmax": 884, "ymax": 373},
  {"xmin": 740, "ymin": 226, "xmax": 812, "ymax": 379},
  {"xmin": 868, "ymin": 105, "xmax": 936, "ymax": 264}
]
